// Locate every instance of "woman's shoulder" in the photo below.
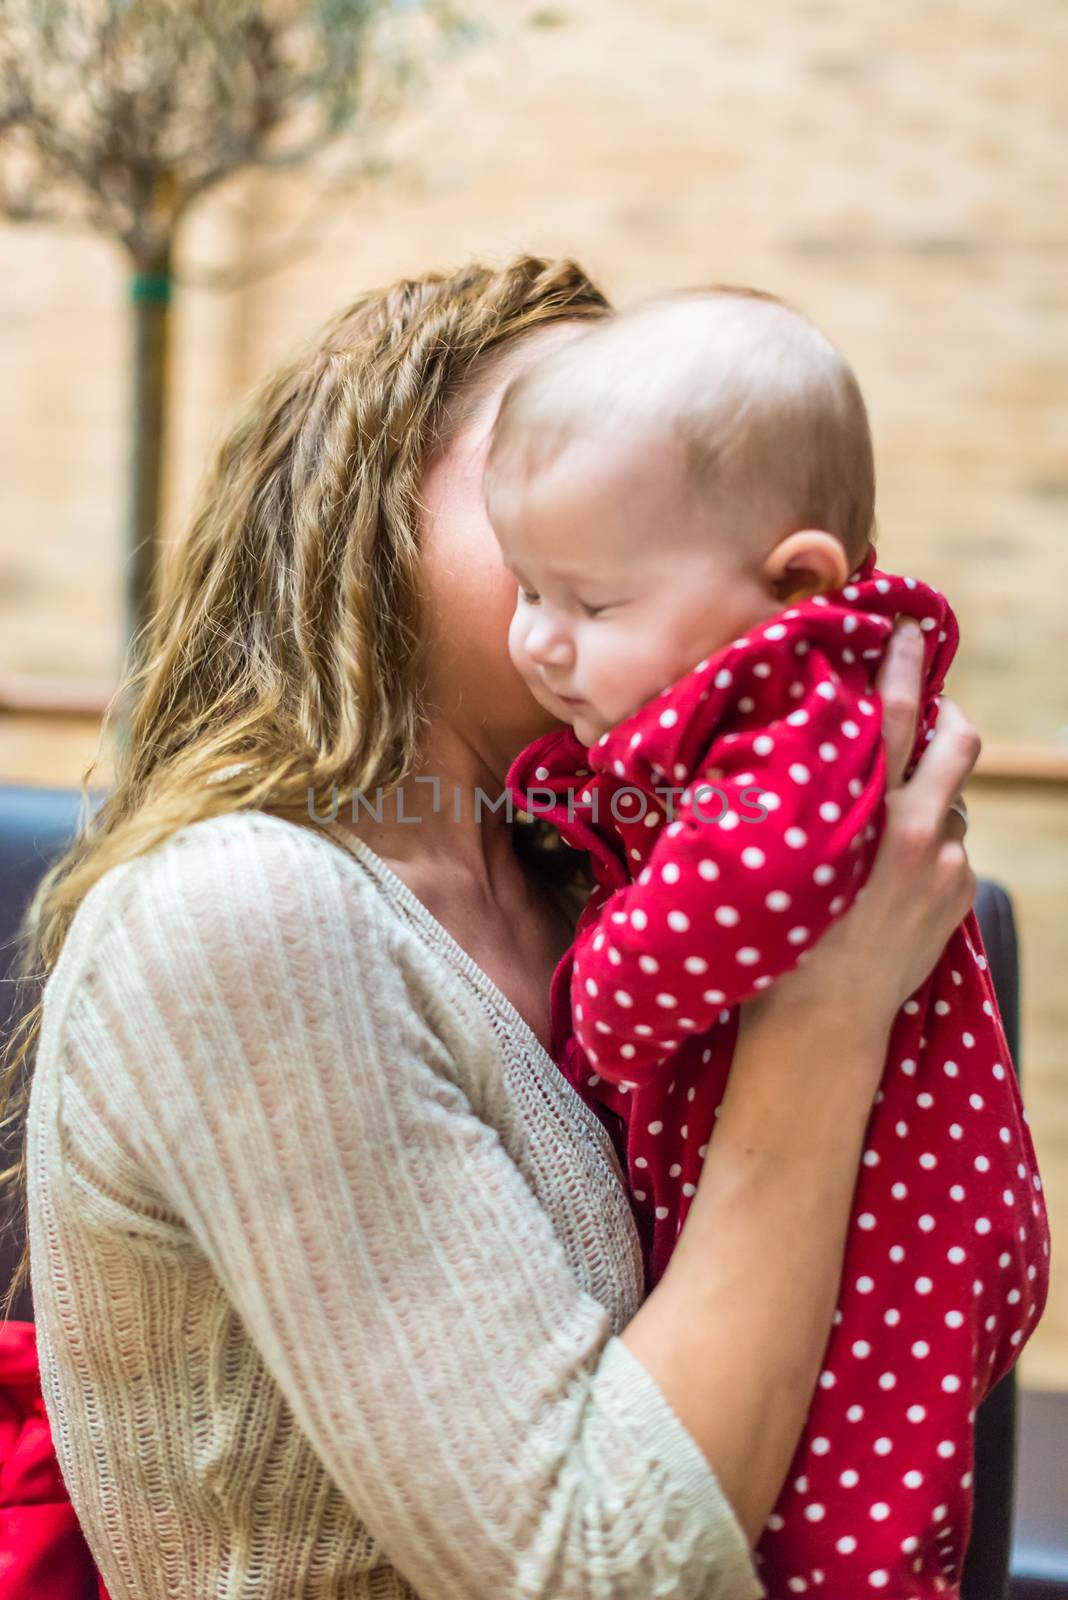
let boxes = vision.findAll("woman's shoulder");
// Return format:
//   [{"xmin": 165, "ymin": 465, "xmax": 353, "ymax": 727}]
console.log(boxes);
[
  {"xmin": 50, "ymin": 811, "xmax": 393, "ymax": 1019},
  {"xmin": 91, "ymin": 808, "xmax": 378, "ymax": 910}
]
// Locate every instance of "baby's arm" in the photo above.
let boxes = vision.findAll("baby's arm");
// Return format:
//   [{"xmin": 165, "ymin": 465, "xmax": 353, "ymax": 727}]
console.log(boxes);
[{"xmin": 571, "ymin": 657, "xmax": 888, "ymax": 1087}]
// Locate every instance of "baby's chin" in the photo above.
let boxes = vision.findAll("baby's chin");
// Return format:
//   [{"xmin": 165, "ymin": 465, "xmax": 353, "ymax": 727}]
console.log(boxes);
[
  {"xmin": 519, "ymin": 673, "xmax": 621, "ymax": 748},
  {"xmin": 520, "ymin": 677, "xmax": 593, "ymax": 743},
  {"xmin": 567, "ymin": 707, "xmax": 616, "ymax": 749},
  {"xmin": 534, "ymin": 698, "xmax": 603, "ymax": 750}
]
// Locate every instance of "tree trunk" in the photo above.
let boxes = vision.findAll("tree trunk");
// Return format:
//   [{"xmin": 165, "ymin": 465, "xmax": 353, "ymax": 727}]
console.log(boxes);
[{"xmin": 125, "ymin": 248, "xmax": 173, "ymax": 664}]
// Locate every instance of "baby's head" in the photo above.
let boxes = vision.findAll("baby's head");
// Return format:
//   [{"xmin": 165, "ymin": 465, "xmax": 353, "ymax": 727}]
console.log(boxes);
[{"xmin": 484, "ymin": 286, "xmax": 875, "ymax": 747}]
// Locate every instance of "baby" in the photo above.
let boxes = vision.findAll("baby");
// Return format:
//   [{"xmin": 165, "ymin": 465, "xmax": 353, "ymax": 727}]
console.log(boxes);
[{"xmin": 485, "ymin": 288, "xmax": 1050, "ymax": 1600}]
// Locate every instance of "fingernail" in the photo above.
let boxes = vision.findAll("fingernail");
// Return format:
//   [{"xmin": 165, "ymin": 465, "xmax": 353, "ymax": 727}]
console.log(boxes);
[{"xmin": 896, "ymin": 617, "xmax": 922, "ymax": 640}]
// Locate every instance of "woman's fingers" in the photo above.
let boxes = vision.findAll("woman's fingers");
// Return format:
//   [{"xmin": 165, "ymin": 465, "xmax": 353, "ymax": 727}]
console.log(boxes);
[
  {"xmin": 876, "ymin": 619, "xmax": 925, "ymax": 790},
  {"xmin": 941, "ymin": 791, "xmax": 969, "ymax": 844},
  {"xmin": 898, "ymin": 697, "xmax": 981, "ymax": 821},
  {"xmin": 758, "ymin": 678, "xmax": 982, "ymax": 1026},
  {"xmin": 943, "ymin": 804, "xmax": 968, "ymax": 844}
]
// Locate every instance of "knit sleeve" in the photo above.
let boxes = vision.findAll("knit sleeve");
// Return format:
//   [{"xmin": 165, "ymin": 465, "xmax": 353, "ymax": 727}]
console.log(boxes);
[{"xmin": 72, "ymin": 815, "xmax": 762, "ymax": 1600}]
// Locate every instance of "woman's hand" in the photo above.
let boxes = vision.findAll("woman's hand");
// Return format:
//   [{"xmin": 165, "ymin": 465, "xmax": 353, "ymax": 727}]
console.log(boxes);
[
  {"xmin": 626, "ymin": 620, "xmax": 983, "ymax": 1545},
  {"xmin": 748, "ymin": 616, "xmax": 980, "ymax": 1058},
  {"xmin": 623, "ymin": 619, "xmax": 984, "ymax": 1550}
]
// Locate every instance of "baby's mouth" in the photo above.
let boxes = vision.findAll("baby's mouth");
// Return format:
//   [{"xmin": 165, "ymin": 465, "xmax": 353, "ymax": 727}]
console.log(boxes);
[{"xmin": 541, "ymin": 679, "xmax": 584, "ymax": 706}]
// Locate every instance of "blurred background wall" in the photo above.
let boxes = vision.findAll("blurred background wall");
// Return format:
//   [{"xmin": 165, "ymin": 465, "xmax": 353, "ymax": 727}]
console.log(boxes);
[{"xmin": 0, "ymin": 0, "xmax": 1065, "ymax": 1381}]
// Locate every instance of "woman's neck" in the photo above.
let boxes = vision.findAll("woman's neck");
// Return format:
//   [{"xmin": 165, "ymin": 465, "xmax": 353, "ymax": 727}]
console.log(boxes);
[{"xmin": 336, "ymin": 722, "xmax": 522, "ymax": 903}]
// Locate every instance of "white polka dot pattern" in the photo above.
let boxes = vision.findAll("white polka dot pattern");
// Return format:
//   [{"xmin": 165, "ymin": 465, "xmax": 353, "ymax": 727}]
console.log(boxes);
[{"xmin": 505, "ymin": 547, "xmax": 1051, "ymax": 1597}]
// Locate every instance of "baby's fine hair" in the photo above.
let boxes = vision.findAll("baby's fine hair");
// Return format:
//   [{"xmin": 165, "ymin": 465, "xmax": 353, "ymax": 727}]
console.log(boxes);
[{"xmin": 486, "ymin": 285, "xmax": 876, "ymax": 565}]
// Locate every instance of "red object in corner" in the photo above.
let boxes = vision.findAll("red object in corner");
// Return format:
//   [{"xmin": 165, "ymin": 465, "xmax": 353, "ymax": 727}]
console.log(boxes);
[{"xmin": 0, "ymin": 1320, "xmax": 111, "ymax": 1600}]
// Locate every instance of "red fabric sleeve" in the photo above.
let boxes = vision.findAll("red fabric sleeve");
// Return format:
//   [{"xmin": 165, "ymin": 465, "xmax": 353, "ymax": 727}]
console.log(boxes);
[
  {"xmin": 570, "ymin": 662, "xmax": 886, "ymax": 1085},
  {"xmin": 0, "ymin": 1320, "xmax": 110, "ymax": 1600},
  {"xmin": 569, "ymin": 581, "xmax": 956, "ymax": 1088}
]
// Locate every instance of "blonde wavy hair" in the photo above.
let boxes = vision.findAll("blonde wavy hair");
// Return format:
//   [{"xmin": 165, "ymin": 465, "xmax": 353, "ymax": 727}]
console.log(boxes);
[{"xmin": 0, "ymin": 254, "xmax": 611, "ymax": 1315}]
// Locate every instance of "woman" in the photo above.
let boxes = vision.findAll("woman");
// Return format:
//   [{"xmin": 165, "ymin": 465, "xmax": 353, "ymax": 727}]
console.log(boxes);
[{"xmin": 1, "ymin": 256, "xmax": 979, "ymax": 1599}]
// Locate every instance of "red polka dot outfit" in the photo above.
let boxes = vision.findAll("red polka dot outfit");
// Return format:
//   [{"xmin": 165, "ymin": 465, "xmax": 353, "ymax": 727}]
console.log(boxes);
[{"xmin": 505, "ymin": 543, "xmax": 1050, "ymax": 1599}]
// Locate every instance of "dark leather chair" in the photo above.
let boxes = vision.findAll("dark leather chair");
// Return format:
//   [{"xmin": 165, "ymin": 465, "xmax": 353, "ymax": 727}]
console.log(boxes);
[
  {"xmin": 963, "ymin": 881, "xmax": 1021, "ymax": 1600},
  {"xmin": 0, "ymin": 785, "xmax": 105, "ymax": 1322},
  {"xmin": 0, "ymin": 785, "xmax": 1062, "ymax": 1598},
  {"xmin": 1011, "ymin": 1387, "xmax": 1068, "ymax": 1599},
  {"xmin": 969, "ymin": 886, "xmax": 1068, "ymax": 1600}
]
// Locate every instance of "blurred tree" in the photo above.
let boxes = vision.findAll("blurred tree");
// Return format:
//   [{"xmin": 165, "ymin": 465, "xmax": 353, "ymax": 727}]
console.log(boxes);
[{"xmin": 0, "ymin": 0, "xmax": 472, "ymax": 660}]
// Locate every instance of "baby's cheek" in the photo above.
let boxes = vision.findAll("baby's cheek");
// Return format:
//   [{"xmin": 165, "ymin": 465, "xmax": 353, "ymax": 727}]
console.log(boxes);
[
  {"xmin": 594, "ymin": 639, "xmax": 663, "ymax": 725},
  {"xmin": 506, "ymin": 609, "xmax": 530, "ymax": 676},
  {"xmin": 585, "ymin": 629, "xmax": 630, "ymax": 697}
]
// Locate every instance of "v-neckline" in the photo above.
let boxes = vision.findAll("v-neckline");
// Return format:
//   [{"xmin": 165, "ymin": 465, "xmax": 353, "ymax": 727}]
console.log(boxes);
[
  {"xmin": 317, "ymin": 819, "xmax": 565, "ymax": 1074},
  {"xmin": 313, "ymin": 817, "xmax": 632, "ymax": 1192}
]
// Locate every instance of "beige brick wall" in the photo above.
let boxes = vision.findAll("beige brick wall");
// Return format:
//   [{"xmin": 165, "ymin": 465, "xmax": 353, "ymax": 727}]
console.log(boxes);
[
  {"xmin": 1, "ymin": 0, "xmax": 1066, "ymax": 1378},
  {"xmin": 7, "ymin": 0, "xmax": 1066, "ymax": 733}
]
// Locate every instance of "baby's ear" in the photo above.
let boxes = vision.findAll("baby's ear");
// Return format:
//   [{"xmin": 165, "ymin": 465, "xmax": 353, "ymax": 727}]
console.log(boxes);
[{"xmin": 764, "ymin": 529, "xmax": 850, "ymax": 602}]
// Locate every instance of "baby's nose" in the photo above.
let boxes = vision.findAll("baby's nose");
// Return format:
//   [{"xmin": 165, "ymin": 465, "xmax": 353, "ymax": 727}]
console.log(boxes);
[{"xmin": 529, "ymin": 620, "xmax": 574, "ymax": 665}]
